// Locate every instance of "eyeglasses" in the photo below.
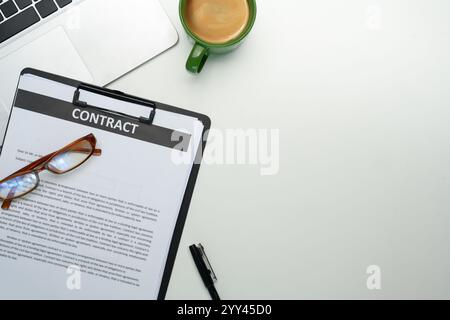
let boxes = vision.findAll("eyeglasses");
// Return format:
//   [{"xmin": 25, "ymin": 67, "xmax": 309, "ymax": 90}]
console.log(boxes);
[{"xmin": 0, "ymin": 133, "xmax": 101, "ymax": 210}]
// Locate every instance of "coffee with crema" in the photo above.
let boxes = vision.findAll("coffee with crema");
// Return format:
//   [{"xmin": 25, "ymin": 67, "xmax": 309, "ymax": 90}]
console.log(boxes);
[{"xmin": 185, "ymin": 0, "xmax": 250, "ymax": 44}]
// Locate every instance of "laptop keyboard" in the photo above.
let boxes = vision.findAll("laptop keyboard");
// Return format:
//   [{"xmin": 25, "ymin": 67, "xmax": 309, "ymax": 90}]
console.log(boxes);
[{"xmin": 0, "ymin": 0, "xmax": 73, "ymax": 44}]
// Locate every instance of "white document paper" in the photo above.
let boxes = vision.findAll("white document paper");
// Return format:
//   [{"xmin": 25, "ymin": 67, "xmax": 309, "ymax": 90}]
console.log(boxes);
[{"xmin": 0, "ymin": 74, "xmax": 204, "ymax": 299}]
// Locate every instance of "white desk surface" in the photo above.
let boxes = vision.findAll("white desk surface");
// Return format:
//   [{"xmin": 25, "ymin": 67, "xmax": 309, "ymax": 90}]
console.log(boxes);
[{"xmin": 109, "ymin": 0, "xmax": 450, "ymax": 299}]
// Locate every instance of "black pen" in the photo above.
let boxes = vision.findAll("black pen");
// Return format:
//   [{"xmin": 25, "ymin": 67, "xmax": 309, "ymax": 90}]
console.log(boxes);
[{"xmin": 189, "ymin": 243, "xmax": 221, "ymax": 300}]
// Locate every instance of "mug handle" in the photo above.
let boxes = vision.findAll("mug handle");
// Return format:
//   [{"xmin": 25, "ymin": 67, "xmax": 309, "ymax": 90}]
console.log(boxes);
[{"xmin": 186, "ymin": 43, "xmax": 209, "ymax": 73}]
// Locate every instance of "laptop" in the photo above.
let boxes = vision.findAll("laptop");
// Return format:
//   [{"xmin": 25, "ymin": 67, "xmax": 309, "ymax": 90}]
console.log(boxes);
[{"xmin": 0, "ymin": 0, "xmax": 178, "ymax": 136}]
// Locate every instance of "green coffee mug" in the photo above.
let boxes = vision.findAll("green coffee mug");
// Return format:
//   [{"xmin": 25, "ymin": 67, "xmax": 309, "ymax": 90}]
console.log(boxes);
[{"xmin": 179, "ymin": 0, "xmax": 257, "ymax": 73}]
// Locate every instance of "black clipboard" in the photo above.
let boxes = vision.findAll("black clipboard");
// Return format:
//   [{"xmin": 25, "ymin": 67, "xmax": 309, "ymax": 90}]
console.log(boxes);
[{"xmin": 1, "ymin": 68, "xmax": 211, "ymax": 300}]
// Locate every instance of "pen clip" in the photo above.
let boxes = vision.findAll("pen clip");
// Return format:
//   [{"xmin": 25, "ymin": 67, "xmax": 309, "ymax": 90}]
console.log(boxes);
[{"xmin": 197, "ymin": 243, "xmax": 217, "ymax": 282}]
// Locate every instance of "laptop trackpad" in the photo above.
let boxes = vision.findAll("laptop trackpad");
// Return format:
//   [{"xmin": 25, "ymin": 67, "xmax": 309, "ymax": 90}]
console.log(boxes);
[{"xmin": 0, "ymin": 27, "xmax": 93, "ymax": 128}]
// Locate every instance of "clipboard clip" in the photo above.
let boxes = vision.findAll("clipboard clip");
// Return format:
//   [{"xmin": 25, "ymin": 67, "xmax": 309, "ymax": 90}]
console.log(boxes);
[{"xmin": 72, "ymin": 83, "xmax": 156, "ymax": 125}]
